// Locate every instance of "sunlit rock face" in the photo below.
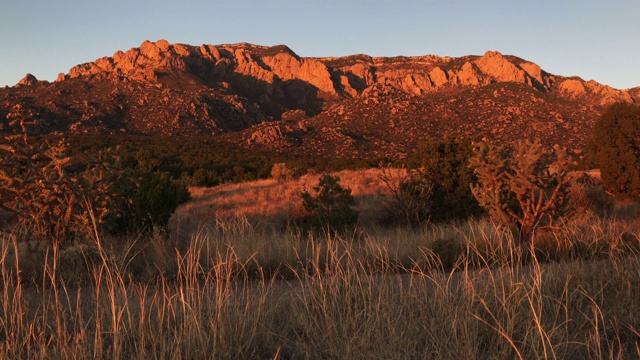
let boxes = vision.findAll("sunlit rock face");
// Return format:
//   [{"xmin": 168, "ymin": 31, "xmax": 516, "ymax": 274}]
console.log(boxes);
[
  {"xmin": 63, "ymin": 40, "xmax": 632, "ymax": 106},
  {"xmin": 1, "ymin": 40, "xmax": 637, "ymax": 158}
]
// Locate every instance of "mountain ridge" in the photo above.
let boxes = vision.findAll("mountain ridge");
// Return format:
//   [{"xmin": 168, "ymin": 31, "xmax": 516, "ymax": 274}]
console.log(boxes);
[{"xmin": 1, "ymin": 39, "xmax": 638, "ymax": 159}]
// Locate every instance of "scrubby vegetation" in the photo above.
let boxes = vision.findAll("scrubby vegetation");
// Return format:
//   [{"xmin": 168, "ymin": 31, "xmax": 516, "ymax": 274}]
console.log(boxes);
[
  {"xmin": 408, "ymin": 137, "xmax": 484, "ymax": 222},
  {"xmin": 0, "ymin": 131, "xmax": 190, "ymax": 241},
  {"xmin": 470, "ymin": 139, "xmax": 572, "ymax": 244},
  {"xmin": 1, "ymin": 122, "xmax": 639, "ymax": 358},
  {"xmin": 64, "ymin": 134, "xmax": 384, "ymax": 185},
  {"xmin": 379, "ymin": 166, "xmax": 434, "ymax": 227},
  {"xmin": 588, "ymin": 102, "xmax": 640, "ymax": 201},
  {"xmin": 300, "ymin": 174, "xmax": 359, "ymax": 232}
]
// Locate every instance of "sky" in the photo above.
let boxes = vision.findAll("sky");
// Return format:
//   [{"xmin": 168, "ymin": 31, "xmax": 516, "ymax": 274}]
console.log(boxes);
[{"xmin": 1, "ymin": 0, "xmax": 639, "ymax": 89}]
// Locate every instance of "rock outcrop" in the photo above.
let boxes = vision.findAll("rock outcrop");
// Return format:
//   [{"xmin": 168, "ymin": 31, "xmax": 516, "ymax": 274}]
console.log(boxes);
[
  {"xmin": 59, "ymin": 40, "xmax": 633, "ymax": 109},
  {"xmin": 1, "ymin": 39, "xmax": 636, "ymax": 154},
  {"xmin": 475, "ymin": 51, "xmax": 528, "ymax": 84},
  {"xmin": 16, "ymin": 73, "xmax": 40, "ymax": 86}
]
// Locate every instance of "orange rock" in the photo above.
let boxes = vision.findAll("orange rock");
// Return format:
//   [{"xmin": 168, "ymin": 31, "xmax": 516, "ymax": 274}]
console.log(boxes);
[
  {"xmin": 475, "ymin": 51, "xmax": 526, "ymax": 83},
  {"xmin": 16, "ymin": 73, "xmax": 38, "ymax": 86},
  {"xmin": 559, "ymin": 79, "xmax": 587, "ymax": 97},
  {"xmin": 429, "ymin": 67, "xmax": 448, "ymax": 87}
]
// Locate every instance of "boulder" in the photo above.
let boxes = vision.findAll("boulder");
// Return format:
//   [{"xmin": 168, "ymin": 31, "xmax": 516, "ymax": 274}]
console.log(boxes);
[{"xmin": 429, "ymin": 67, "xmax": 448, "ymax": 87}]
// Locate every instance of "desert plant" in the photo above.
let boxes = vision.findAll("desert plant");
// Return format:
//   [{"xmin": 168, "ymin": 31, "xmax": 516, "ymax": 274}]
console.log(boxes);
[
  {"xmin": 379, "ymin": 167, "xmax": 433, "ymax": 227},
  {"xmin": 300, "ymin": 174, "xmax": 358, "ymax": 232},
  {"xmin": 0, "ymin": 127, "xmax": 189, "ymax": 241},
  {"xmin": 0, "ymin": 133, "xmax": 83, "ymax": 243},
  {"xmin": 270, "ymin": 162, "xmax": 294, "ymax": 181},
  {"xmin": 568, "ymin": 174, "xmax": 615, "ymax": 218},
  {"xmin": 408, "ymin": 138, "xmax": 483, "ymax": 221},
  {"xmin": 587, "ymin": 102, "xmax": 640, "ymax": 201},
  {"xmin": 191, "ymin": 168, "xmax": 220, "ymax": 187},
  {"xmin": 109, "ymin": 171, "xmax": 190, "ymax": 234},
  {"xmin": 470, "ymin": 140, "xmax": 572, "ymax": 244}
]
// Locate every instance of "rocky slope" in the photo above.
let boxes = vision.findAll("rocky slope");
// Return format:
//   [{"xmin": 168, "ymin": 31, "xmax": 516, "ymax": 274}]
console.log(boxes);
[{"xmin": 1, "ymin": 39, "xmax": 637, "ymax": 158}]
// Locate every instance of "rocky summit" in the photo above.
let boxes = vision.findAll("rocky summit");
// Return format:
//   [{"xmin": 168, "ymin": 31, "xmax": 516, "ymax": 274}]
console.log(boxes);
[{"xmin": 1, "ymin": 39, "xmax": 638, "ymax": 159}]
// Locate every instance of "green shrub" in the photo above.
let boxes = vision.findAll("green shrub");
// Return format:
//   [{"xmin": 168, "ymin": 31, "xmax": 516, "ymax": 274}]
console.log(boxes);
[
  {"xmin": 408, "ymin": 138, "xmax": 483, "ymax": 222},
  {"xmin": 192, "ymin": 168, "xmax": 220, "ymax": 187},
  {"xmin": 587, "ymin": 102, "xmax": 640, "ymax": 201},
  {"xmin": 300, "ymin": 174, "xmax": 358, "ymax": 232},
  {"xmin": 109, "ymin": 172, "xmax": 190, "ymax": 234}
]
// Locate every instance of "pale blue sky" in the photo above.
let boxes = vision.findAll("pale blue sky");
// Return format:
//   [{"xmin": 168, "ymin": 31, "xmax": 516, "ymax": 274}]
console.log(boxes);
[{"xmin": 1, "ymin": 0, "xmax": 639, "ymax": 89}]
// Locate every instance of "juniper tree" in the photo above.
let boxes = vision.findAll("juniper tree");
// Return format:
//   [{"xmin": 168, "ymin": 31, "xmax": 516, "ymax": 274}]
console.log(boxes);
[
  {"xmin": 587, "ymin": 102, "xmax": 640, "ymax": 201},
  {"xmin": 301, "ymin": 174, "xmax": 358, "ymax": 232}
]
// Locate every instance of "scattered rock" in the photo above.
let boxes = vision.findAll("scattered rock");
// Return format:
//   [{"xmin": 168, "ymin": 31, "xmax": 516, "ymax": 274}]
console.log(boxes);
[{"xmin": 249, "ymin": 125, "xmax": 286, "ymax": 144}]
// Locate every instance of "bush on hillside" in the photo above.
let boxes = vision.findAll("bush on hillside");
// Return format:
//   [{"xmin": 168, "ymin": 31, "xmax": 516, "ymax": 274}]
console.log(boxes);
[
  {"xmin": 108, "ymin": 171, "xmax": 190, "ymax": 234},
  {"xmin": 300, "ymin": 174, "xmax": 358, "ymax": 232},
  {"xmin": 271, "ymin": 162, "xmax": 294, "ymax": 181},
  {"xmin": 408, "ymin": 138, "xmax": 483, "ymax": 222},
  {"xmin": 587, "ymin": 102, "xmax": 640, "ymax": 201},
  {"xmin": 192, "ymin": 168, "xmax": 220, "ymax": 187}
]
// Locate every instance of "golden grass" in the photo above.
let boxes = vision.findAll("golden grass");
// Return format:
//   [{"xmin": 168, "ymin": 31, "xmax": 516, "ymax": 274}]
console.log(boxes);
[
  {"xmin": 2, "ymin": 169, "xmax": 639, "ymax": 358},
  {"xmin": 1, "ymin": 223, "xmax": 640, "ymax": 359},
  {"xmin": 170, "ymin": 168, "xmax": 403, "ymax": 239}
]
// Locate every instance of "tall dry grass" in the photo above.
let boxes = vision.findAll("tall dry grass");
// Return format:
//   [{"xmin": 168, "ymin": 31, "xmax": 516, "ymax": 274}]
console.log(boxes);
[
  {"xmin": 1, "ymin": 169, "xmax": 639, "ymax": 358},
  {"xmin": 1, "ymin": 213, "xmax": 640, "ymax": 358}
]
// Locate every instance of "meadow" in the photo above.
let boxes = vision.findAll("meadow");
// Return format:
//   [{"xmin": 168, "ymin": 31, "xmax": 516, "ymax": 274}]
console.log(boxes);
[{"xmin": 1, "ymin": 169, "xmax": 640, "ymax": 359}]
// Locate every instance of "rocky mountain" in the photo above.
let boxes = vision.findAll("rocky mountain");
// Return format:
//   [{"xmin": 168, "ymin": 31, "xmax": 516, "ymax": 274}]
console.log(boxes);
[{"xmin": 1, "ymin": 39, "xmax": 637, "ymax": 159}]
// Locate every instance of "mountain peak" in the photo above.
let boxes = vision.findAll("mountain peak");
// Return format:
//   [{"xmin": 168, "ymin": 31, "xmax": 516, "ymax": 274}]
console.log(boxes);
[
  {"xmin": 2, "ymin": 40, "xmax": 637, "ymax": 157},
  {"xmin": 16, "ymin": 73, "xmax": 40, "ymax": 86}
]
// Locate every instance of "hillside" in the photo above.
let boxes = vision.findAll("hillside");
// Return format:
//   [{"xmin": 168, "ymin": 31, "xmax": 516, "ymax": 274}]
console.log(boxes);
[{"xmin": 1, "ymin": 39, "xmax": 638, "ymax": 159}]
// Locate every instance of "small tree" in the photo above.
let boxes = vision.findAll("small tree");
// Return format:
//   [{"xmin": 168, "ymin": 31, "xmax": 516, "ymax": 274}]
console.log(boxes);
[
  {"xmin": 408, "ymin": 138, "xmax": 483, "ymax": 222},
  {"xmin": 108, "ymin": 171, "xmax": 191, "ymax": 234},
  {"xmin": 271, "ymin": 162, "xmax": 294, "ymax": 181},
  {"xmin": 469, "ymin": 140, "xmax": 572, "ymax": 244},
  {"xmin": 587, "ymin": 102, "xmax": 640, "ymax": 201},
  {"xmin": 300, "ymin": 174, "xmax": 358, "ymax": 231}
]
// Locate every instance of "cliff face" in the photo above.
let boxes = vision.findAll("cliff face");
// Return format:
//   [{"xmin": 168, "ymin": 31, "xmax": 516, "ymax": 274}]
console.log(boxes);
[
  {"xmin": 59, "ymin": 40, "xmax": 635, "ymax": 107},
  {"xmin": 1, "ymin": 40, "xmax": 638, "ymax": 157}
]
